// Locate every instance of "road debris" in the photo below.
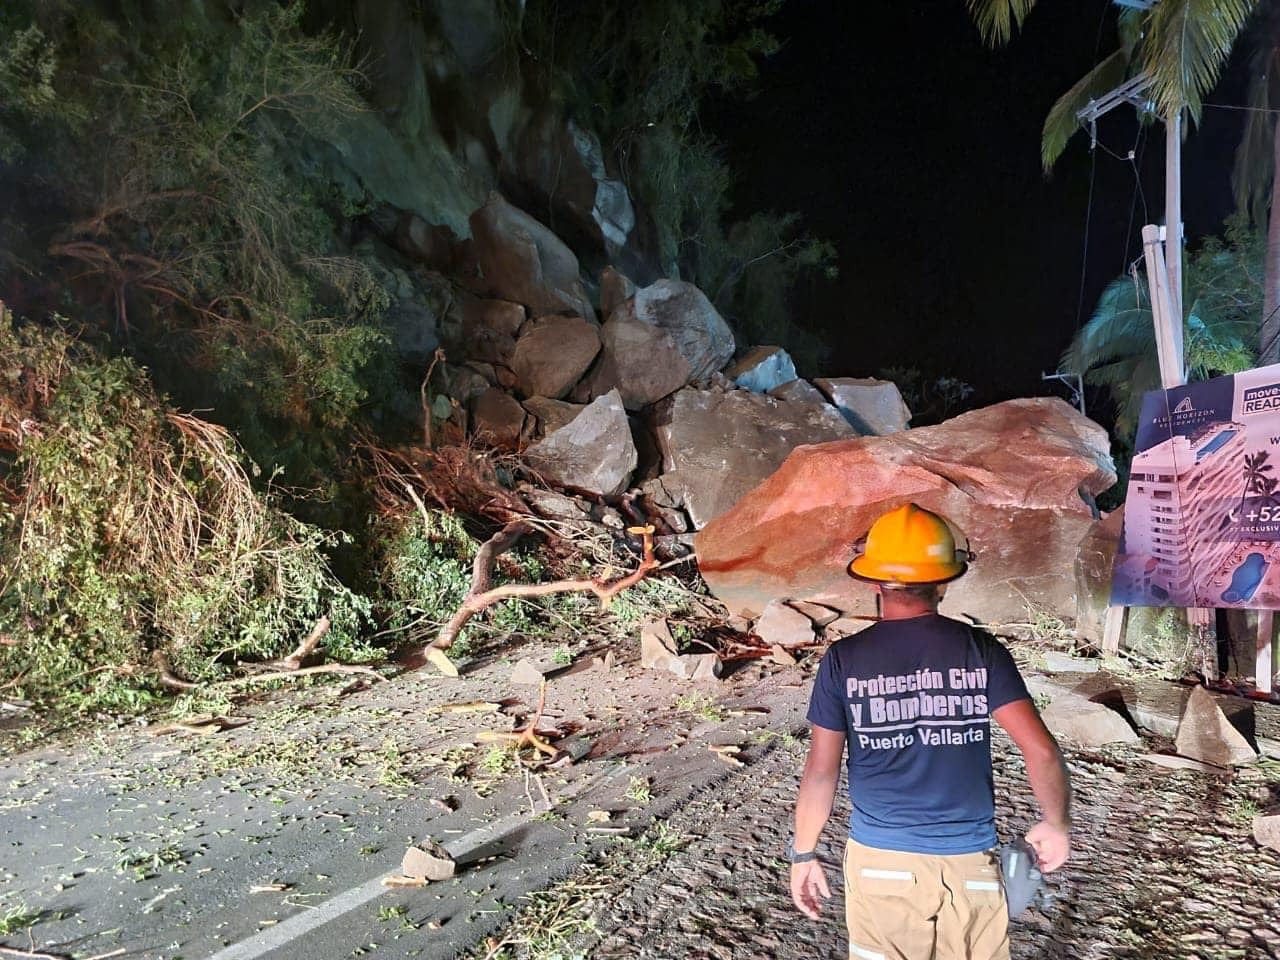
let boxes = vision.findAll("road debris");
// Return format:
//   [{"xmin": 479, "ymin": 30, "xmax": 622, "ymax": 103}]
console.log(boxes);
[
  {"xmin": 477, "ymin": 680, "xmax": 563, "ymax": 763},
  {"xmin": 403, "ymin": 840, "xmax": 456, "ymax": 882},
  {"xmin": 709, "ymin": 744, "xmax": 745, "ymax": 767}
]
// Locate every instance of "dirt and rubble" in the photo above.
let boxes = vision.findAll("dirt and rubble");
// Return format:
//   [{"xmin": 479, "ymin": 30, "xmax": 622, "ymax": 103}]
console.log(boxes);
[{"xmin": 2, "ymin": 629, "xmax": 1279, "ymax": 960}]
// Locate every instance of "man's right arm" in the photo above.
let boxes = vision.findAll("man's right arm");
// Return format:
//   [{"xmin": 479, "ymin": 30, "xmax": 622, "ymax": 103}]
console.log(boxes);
[{"xmin": 993, "ymin": 699, "xmax": 1072, "ymax": 872}]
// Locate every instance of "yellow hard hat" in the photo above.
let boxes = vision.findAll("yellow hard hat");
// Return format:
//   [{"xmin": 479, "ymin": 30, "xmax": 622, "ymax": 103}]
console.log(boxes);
[{"xmin": 848, "ymin": 503, "xmax": 969, "ymax": 585}]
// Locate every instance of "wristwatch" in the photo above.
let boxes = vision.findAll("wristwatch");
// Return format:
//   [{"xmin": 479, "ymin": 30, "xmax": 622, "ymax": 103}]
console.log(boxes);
[{"xmin": 786, "ymin": 841, "xmax": 818, "ymax": 864}]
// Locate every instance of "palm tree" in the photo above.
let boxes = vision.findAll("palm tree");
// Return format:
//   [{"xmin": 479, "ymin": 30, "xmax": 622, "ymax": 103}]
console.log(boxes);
[
  {"xmin": 1231, "ymin": 6, "xmax": 1280, "ymax": 361},
  {"xmin": 1061, "ymin": 227, "xmax": 1261, "ymax": 436},
  {"xmin": 968, "ymin": 1, "xmax": 1267, "ymax": 352},
  {"xmin": 968, "ymin": 0, "xmax": 1256, "ymax": 167}
]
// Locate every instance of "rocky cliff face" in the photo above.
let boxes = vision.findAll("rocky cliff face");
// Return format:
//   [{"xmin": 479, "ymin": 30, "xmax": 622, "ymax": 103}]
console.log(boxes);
[{"xmin": 307, "ymin": 1, "xmax": 1115, "ymax": 627}]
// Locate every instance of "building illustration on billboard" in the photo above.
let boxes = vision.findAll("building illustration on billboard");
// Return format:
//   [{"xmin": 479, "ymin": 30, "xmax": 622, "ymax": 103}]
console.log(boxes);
[{"xmin": 1112, "ymin": 363, "xmax": 1280, "ymax": 610}]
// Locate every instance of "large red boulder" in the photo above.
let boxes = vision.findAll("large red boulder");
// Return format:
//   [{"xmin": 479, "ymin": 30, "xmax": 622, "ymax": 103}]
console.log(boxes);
[{"xmin": 695, "ymin": 398, "xmax": 1116, "ymax": 627}]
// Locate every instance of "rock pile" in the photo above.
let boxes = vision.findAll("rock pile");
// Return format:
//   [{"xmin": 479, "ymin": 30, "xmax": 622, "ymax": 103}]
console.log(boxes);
[
  {"xmin": 387, "ymin": 191, "xmax": 1116, "ymax": 644},
  {"xmin": 429, "ymin": 194, "xmax": 905, "ymax": 525}
]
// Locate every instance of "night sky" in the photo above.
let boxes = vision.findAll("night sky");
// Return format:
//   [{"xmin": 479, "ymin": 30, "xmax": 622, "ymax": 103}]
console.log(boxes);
[{"xmin": 710, "ymin": 0, "xmax": 1251, "ymax": 412}]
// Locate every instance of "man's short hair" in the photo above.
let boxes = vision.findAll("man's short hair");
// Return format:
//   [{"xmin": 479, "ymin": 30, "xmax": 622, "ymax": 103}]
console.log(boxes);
[{"xmin": 883, "ymin": 583, "xmax": 940, "ymax": 602}]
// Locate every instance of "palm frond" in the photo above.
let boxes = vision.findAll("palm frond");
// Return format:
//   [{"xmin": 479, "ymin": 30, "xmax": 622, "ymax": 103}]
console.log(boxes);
[
  {"xmin": 1041, "ymin": 49, "xmax": 1130, "ymax": 170},
  {"xmin": 1232, "ymin": 40, "xmax": 1280, "ymax": 227},
  {"xmin": 1117, "ymin": 8, "xmax": 1148, "ymax": 62},
  {"xmin": 1144, "ymin": 0, "xmax": 1256, "ymax": 120},
  {"xmin": 1118, "ymin": 351, "xmax": 1163, "ymax": 436},
  {"xmin": 1063, "ymin": 228, "xmax": 1263, "ymax": 440},
  {"xmin": 1061, "ymin": 277, "xmax": 1152, "ymax": 373},
  {"xmin": 965, "ymin": 0, "xmax": 1038, "ymax": 47}
]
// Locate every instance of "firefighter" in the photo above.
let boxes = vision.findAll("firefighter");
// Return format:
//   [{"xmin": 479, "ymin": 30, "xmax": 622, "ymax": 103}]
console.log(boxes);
[{"xmin": 788, "ymin": 503, "xmax": 1071, "ymax": 960}]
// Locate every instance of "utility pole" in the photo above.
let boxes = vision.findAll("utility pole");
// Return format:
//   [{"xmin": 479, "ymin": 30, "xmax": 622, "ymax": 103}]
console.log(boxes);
[
  {"xmin": 1166, "ymin": 108, "xmax": 1183, "ymax": 338},
  {"xmin": 1080, "ymin": 75, "xmax": 1214, "ymax": 656}
]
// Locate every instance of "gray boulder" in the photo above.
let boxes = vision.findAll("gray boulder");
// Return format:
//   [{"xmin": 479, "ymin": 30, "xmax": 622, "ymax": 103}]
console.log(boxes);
[
  {"xmin": 788, "ymin": 601, "xmax": 841, "ymax": 628},
  {"xmin": 524, "ymin": 389, "xmax": 637, "ymax": 496},
  {"xmin": 504, "ymin": 112, "xmax": 637, "ymax": 260},
  {"xmin": 769, "ymin": 378, "xmax": 829, "ymax": 406},
  {"xmin": 1254, "ymin": 814, "xmax": 1280, "ymax": 853},
  {"xmin": 815, "ymin": 377, "xmax": 912, "ymax": 435},
  {"xmin": 754, "ymin": 600, "xmax": 816, "ymax": 648},
  {"xmin": 1041, "ymin": 693, "xmax": 1140, "ymax": 747},
  {"xmin": 469, "ymin": 195, "xmax": 595, "ymax": 320},
  {"xmin": 1175, "ymin": 686, "xmax": 1257, "ymax": 767},
  {"xmin": 576, "ymin": 316, "xmax": 692, "ymax": 410},
  {"xmin": 463, "ymin": 298, "xmax": 525, "ymax": 339},
  {"xmin": 639, "ymin": 619, "xmax": 722, "ymax": 681},
  {"xmin": 522, "ymin": 397, "xmax": 586, "ymax": 437},
  {"xmin": 435, "ymin": 363, "xmax": 491, "ymax": 409},
  {"xmin": 460, "ymin": 297, "xmax": 523, "ymax": 365},
  {"xmin": 617, "ymin": 280, "xmax": 734, "ymax": 382},
  {"xmin": 600, "ymin": 266, "xmax": 636, "ymax": 316},
  {"xmin": 824, "ymin": 617, "xmax": 875, "ymax": 642},
  {"xmin": 511, "ymin": 316, "xmax": 601, "ymax": 399},
  {"xmin": 385, "ymin": 298, "xmax": 439, "ymax": 361},
  {"xmin": 653, "ymin": 387, "xmax": 855, "ymax": 529},
  {"xmin": 727, "ymin": 347, "xmax": 797, "ymax": 395},
  {"xmin": 1040, "ymin": 651, "xmax": 1102, "ymax": 674},
  {"xmin": 1073, "ymin": 510, "xmax": 1123, "ymax": 647}
]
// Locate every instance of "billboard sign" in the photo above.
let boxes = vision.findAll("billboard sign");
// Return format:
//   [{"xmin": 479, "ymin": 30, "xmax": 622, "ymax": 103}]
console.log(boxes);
[{"xmin": 1112, "ymin": 363, "xmax": 1280, "ymax": 609}]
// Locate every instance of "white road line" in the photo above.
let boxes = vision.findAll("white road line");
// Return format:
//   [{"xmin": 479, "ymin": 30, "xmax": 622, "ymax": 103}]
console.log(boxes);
[
  {"xmin": 204, "ymin": 765, "xmax": 624, "ymax": 960},
  {"xmin": 205, "ymin": 872, "xmax": 390, "ymax": 960}
]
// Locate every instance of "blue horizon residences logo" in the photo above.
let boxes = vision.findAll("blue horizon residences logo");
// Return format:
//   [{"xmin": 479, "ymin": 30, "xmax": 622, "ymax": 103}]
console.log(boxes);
[
  {"xmin": 1136, "ymin": 375, "xmax": 1235, "ymax": 452},
  {"xmin": 1243, "ymin": 383, "xmax": 1280, "ymax": 414}
]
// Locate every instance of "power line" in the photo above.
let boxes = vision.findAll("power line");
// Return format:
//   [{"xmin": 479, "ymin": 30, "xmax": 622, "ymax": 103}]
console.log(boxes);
[
  {"xmin": 1073, "ymin": 0, "xmax": 1112, "ymax": 334},
  {"xmin": 1075, "ymin": 145, "xmax": 1098, "ymax": 332},
  {"xmin": 1121, "ymin": 124, "xmax": 1148, "ymax": 275},
  {"xmin": 1204, "ymin": 103, "xmax": 1280, "ymax": 115}
]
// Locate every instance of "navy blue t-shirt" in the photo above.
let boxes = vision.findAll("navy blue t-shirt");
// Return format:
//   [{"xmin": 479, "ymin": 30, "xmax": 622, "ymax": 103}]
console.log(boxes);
[{"xmin": 806, "ymin": 614, "xmax": 1030, "ymax": 855}]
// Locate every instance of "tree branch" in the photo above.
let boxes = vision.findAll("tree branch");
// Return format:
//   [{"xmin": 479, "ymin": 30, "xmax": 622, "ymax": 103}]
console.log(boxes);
[
  {"xmin": 426, "ymin": 526, "xmax": 658, "ymax": 673},
  {"xmin": 274, "ymin": 615, "xmax": 331, "ymax": 671}
]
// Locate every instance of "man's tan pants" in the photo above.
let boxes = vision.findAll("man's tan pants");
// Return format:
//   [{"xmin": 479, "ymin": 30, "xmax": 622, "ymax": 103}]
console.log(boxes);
[{"xmin": 843, "ymin": 839, "xmax": 1010, "ymax": 960}]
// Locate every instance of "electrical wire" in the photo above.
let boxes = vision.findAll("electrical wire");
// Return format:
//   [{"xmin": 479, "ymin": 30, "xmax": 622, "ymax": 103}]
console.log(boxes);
[
  {"xmin": 1120, "ymin": 124, "xmax": 1148, "ymax": 274},
  {"xmin": 1204, "ymin": 103, "xmax": 1280, "ymax": 115},
  {"xmin": 1075, "ymin": 144, "xmax": 1098, "ymax": 332},
  {"xmin": 1073, "ymin": 0, "xmax": 1112, "ymax": 335}
]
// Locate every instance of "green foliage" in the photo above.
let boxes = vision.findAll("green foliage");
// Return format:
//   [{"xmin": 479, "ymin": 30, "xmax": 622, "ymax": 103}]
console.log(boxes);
[
  {"xmin": 1231, "ymin": 7, "xmax": 1280, "ymax": 231},
  {"xmin": 0, "ymin": 1, "xmax": 396, "ymax": 482},
  {"xmin": 0, "ymin": 904, "xmax": 41, "ymax": 937},
  {"xmin": 377, "ymin": 510, "xmax": 477, "ymax": 636},
  {"xmin": 970, "ymin": 0, "xmax": 1254, "ymax": 144},
  {"xmin": 1040, "ymin": 49, "xmax": 1131, "ymax": 172},
  {"xmin": 1061, "ymin": 223, "xmax": 1263, "ymax": 438},
  {"xmin": 521, "ymin": 0, "xmax": 835, "ymax": 369},
  {"xmin": 964, "ymin": 0, "xmax": 1039, "ymax": 46},
  {"xmin": 0, "ymin": 317, "xmax": 372, "ymax": 711},
  {"xmin": 1144, "ymin": 0, "xmax": 1255, "ymax": 122},
  {"xmin": 878, "ymin": 367, "xmax": 977, "ymax": 424}
]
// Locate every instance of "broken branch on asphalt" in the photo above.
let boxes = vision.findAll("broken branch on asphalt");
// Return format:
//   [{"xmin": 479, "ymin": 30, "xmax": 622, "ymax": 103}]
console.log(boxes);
[
  {"xmin": 426, "ymin": 524, "xmax": 660, "ymax": 677},
  {"xmin": 477, "ymin": 679, "xmax": 564, "ymax": 764}
]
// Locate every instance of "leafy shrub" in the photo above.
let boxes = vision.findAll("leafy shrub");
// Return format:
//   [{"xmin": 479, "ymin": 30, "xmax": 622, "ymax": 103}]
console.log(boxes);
[
  {"xmin": 0, "ymin": 1, "xmax": 395, "ymax": 485},
  {"xmin": 377, "ymin": 510, "xmax": 477, "ymax": 637},
  {"xmin": 0, "ymin": 315, "xmax": 372, "ymax": 711}
]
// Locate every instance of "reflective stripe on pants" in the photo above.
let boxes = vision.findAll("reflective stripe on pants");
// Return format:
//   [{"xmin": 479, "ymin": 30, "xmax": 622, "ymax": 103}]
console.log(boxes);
[{"xmin": 843, "ymin": 838, "xmax": 1011, "ymax": 960}]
